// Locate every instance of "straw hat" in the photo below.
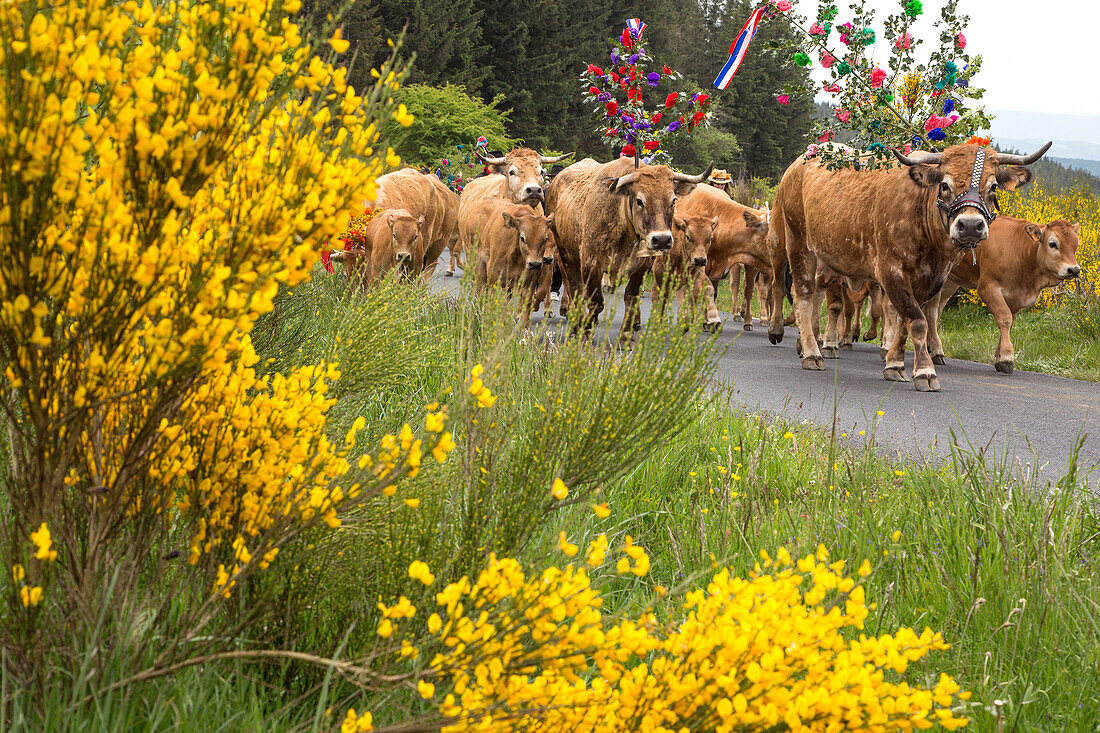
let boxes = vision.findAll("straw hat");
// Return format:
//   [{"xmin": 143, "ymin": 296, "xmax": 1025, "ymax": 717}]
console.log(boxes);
[{"xmin": 707, "ymin": 169, "xmax": 732, "ymax": 185}]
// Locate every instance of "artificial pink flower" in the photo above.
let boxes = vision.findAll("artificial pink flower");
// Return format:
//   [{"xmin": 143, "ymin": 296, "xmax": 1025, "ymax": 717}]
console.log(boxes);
[
  {"xmin": 870, "ymin": 67, "xmax": 887, "ymax": 88},
  {"xmin": 903, "ymin": 143, "xmax": 913, "ymax": 155},
  {"xmin": 777, "ymin": 94, "xmax": 790, "ymax": 105},
  {"xmin": 820, "ymin": 51, "xmax": 836, "ymax": 68},
  {"xmin": 809, "ymin": 23, "xmax": 826, "ymax": 36},
  {"xmin": 924, "ymin": 115, "xmax": 951, "ymax": 132},
  {"xmin": 956, "ymin": 32, "xmax": 966, "ymax": 50},
  {"xmin": 823, "ymin": 82, "xmax": 841, "ymax": 93},
  {"xmin": 775, "ymin": 0, "xmax": 793, "ymax": 10},
  {"xmin": 818, "ymin": 130, "xmax": 835, "ymax": 142},
  {"xmin": 836, "ymin": 109, "xmax": 851, "ymax": 123},
  {"xmin": 894, "ymin": 32, "xmax": 912, "ymax": 50},
  {"xmin": 805, "ymin": 143, "xmax": 820, "ymax": 158}
]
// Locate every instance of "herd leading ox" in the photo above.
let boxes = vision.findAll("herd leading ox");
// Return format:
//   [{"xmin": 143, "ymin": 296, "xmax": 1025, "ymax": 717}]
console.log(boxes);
[{"xmin": 339, "ymin": 140, "xmax": 1081, "ymax": 393}]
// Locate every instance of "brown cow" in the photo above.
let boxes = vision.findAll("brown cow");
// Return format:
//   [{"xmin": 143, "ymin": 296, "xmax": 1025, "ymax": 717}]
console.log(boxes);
[
  {"xmin": 369, "ymin": 168, "xmax": 457, "ymax": 276},
  {"xmin": 452, "ymin": 149, "xmax": 572, "ymax": 276},
  {"xmin": 464, "ymin": 199, "xmax": 555, "ymax": 327},
  {"xmin": 925, "ymin": 216, "xmax": 1081, "ymax": 373},
  {"xmin": 544, "ymin": 157, "xmax": 712, "ymax": 338},
  {"xmin": 334, "ymin": 209, "xmax": 424, "ymax": 287},
  {"xmin": 769, "ymin": 142, "xmax": 1050, "ymax": 391},
  {"xmin": 651, "ymin": 214, "xmax": 719, "ymax": 323},
  {"xmin": 677, "ymin": 185, "xmax": 770, "ymax": 331}
]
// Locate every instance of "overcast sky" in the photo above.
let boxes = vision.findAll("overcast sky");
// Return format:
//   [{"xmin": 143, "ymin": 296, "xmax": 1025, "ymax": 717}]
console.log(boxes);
[{"xmin": 802, "ymin": 0, "xmax": 1100, "ymax": 145}]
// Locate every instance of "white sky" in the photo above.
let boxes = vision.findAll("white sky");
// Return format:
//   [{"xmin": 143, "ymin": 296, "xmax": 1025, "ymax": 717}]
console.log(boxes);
[{"xmin": 804, "ymin": 0, "xmax": 1100, "ymax": 143}]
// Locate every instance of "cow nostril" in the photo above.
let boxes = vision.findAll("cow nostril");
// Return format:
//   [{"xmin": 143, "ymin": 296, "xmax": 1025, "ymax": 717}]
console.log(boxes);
[
  {"xmin": 542, "ymin": 256, "xmax": 554, "ymax": 264},
  {"xmin": 1068, "ymin": 267, "xmax": 1081, "ymax": 277},
  {"xmin": 651, "ymin": 233, "xmax": 673, "ymax": 250},
  {"xmin": 527, "ymin": 260, "xmax": 542, "ymax": 270},
  {"xmin": 693, "ymin": 257, "xmax": 708, "ymax": 266}
]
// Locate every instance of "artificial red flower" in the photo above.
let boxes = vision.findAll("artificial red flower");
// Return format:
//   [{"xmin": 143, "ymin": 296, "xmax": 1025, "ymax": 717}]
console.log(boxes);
[
  {"xmin": 692, "ymin": 110, "xmax": 705, "ymax": 124},
  {"xmin": 643, "ymin": 140, "xmax": 660, "ymax": 150},
  {"xmin": 588, "ymin": 85, "xmax": 600, "ymax": 95},
  {"xmin": 836, "ymin": 109, "xmax": 851, "ymax": 123},
  {"xmin": 776, "ymin": 94, "xmax": 790, "ymax": 105},
  {"xmin": 662, "ymin": 66, "xmax": 673, "ymax": 75},
  {"xmin": 587, "ymin": 64, "xmax": 604, "ymax": 76},
  {"xmin": 652, "ymin": 112, "xmax": 662, "ymax": 124},
  {"xmin": 619, "ymin": 66, "xmax": 628, "ymax": 76},
  {"xmin": 695, "ymin": 93, "xmax": 711, "ymax": 106},
  {"xmin": 870, "ymin": 67, "xmax": 887, "ymax": 88},
  {"xmin": 610, "ymin": 72, "xmax": 620, "ymax": 83},
  {"xmin": 965, "ymin": 135, "xmax": 991, "ymax": 146},
  {"xmin": 320, "ymin": 248, "xmax": 334, "ymax": 273},
  {"xmin": 605, "ymin": 101, "xmax": 619, "ymax": 116},
  {"xmin": 621, "ymin": 28, "xmax": 634, "ymax": 48},
  {"xmin": 665, "ymin": 92, "xmax": 678, "ymax": 108},
  {"xmin": 621, "ymin": 143, "xmax": 637, "ymax": 156},
  {"xmin": 818, "ymin": 129, "xmax": 835, "ymax": 142}
]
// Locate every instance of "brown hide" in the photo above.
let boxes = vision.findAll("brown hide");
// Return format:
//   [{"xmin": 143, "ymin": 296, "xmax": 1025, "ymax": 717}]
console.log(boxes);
[
  {"xmin": 926, "ymin": 216, "xmax": 1081, "ymax": 373},
  {"xmin": 544, "ymin": 156, "xmax": 709, "ymax": 335},
  {"xmin": 462, "ymin": 148, "xmax": 552, "ymax": 207},
  {"xmin": 771, "ymin": 144, "xmax": 1045, "ymax": 390},
  {"xmin": 651, "ymin": 214, "xmax": 719, "ymax": 326},
  {"xmin": 464, "ymin": 199, "xmax": 554, "ymax": 327},
  {"xmin": 365, "ymin": 209, "xmax": 425, "ymax": 284},
  {"xmin": 370, "ymin": 168, "xmax": 456, "ymax": 273}
]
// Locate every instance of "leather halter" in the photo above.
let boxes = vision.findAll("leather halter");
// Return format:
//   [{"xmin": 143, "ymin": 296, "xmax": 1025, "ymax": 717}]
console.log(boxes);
[{"xmin": 937, "ymin": 147, "xmax": 997, "ymax": 225}]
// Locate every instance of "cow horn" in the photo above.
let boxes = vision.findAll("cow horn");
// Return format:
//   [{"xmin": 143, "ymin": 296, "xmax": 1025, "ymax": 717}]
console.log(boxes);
[
  {"xmin": 672, "ymin": 162, "xmax": 715, "ymax": 184},
  {"xmin": 892, "ymin": 149, "xmax": 942, "ymax": 166},
  {"xmin": 477, "ymin": 149, "xmax": 508, "ymax": 166},
  {"xmin": 610, "ymin": 172, "xmax": 636, "ymax": 190},
  {"xmin": 539, "ymin": 152, "xmax": 573, "ymax": 164},
  {"xmin": 996, "ymin": 141, "xmax": 1052, "ymax": 165}
]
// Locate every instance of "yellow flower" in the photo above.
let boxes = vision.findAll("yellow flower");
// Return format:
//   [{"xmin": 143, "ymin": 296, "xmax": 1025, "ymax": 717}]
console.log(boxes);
[
  {"xmin": 425, "ymin": 410, "xmax": 446, "ymax": 433},
  {"xmin": 329, "ymin": 29, "xmax": 350, "ymax": 53},
  {"xmin": 404, "ymin": 498, "xmax": 420, "ymax": 508},
  {"xmin": 876, "ymin": 410, "xmax": 885, "ymax": 417},
  {"xmin": 891, "ymin": 530, "xmax": 902, "ymax": 542},
  {"xmin": 376, "ymin": 619, "xmax": 393, "ymax": 638},
  {"xmin": 894, "ymin": 470, "xmax": 905, "ymax": 477},
  {"xmin": 30, "ymin": 523, "xmax": 57, "ymax": 561},
  {"xmin": 591, "ymin": 503, "xmax": 610, "ymax": 519},
  {"xmin": 551, "ymin": 478, "xmax": 568, "ymax": 501},
  {"xmin": 783, "ymin": 431, "xmax": 794, "ymax": 440},
  {"xmin": 558, "ymin": 531, "xmax": 578, "ymax": 557},
  {"xmin": 417, "ymin": 680, "xmax": 435, "ymax": 699},
  {"xmin": 408, "ymin": 560, "xmax": 435, "ymax": 586},
  {"xmin": 20, "ymin": 586, "xmax": 43, "ymax": 607},
  {"xmin": 342, "ymin": 709, "xmax": 373, "ymax": 733},
  {"xmin": 393, "ymin": 104, "xmax": 415, "ymax": 127},
  {"xmin": 12, "ymin": 564, "xmax": 25, "ymax": 582}
]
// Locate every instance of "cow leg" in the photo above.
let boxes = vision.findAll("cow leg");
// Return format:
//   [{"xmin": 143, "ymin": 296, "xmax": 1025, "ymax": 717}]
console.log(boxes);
[
  {"xmin": 729, "ymin": 264, "xmax": 742, "ymax": 320},
  {"xmin": 619, "ymin": 259, "xmax": 650, "ymax": 341},
  {"xmin": 864, "ymin": 286, "xmax": 883, "ymax": 341},
  {"xmin": 821, "ymin": 284, "xmax": 842, "ymax": 359},
  {"xmin": 883, "ymin": 276, "xmax": 939, "ymax": 391},
  {"xmin": 698, "ymin": 272, "xmax": 720, "ymax": 331},
  {"xmin": 756, "ymin": 273, "xmax": 772, "ymax": 325},
  {"xmin": 789, "ymin": 249, "xmax": 824, "ymax": 369},
  {"xmin": 926, "ymin": 283, "xmax": 957, "ymax": 365},
  {"xmin": 740, "ymin": 266, "xmax": 756, "ymax": 331},
  {"xmin": 839, "ymin": 288, "xmax": 858, "ymax": 350},
  {"xmin": 979, "ymin": 286, "xmax": 1016, "ymax": 374}
]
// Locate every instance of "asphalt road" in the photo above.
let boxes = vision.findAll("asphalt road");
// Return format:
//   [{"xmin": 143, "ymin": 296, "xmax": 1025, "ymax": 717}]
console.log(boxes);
[{"xmin": 435, "ymin": 260, "xmax": 1100, "ymax": 485}]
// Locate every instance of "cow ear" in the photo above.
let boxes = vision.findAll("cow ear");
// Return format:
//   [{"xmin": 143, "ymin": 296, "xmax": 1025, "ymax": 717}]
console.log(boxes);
[
  {"xmin": 1023, "ymin": 223, "xmax": 1043, "ymax": 243},
  {"xmin": 417, "ymin": 215, "xmax": 424, "ymax": 227},
  {"xmin": 1072, "ymin": 222, "xmax": 1081, "ymax": 233},
  {"xmin": 674, "ymin": 217, "xmax": 688, "ymax": 232},
  {"xmin": 710, "ymin": 216, "xmax": 719, "ymax": 233},
  {"xmin": 742, "ymin": 210, "xmax": 764, "ymax": 230},
  {"xmin": 907, "ymin": 164, "xmax": 944, "ymax": 188},
  {"xmin": 501, "ymin": 211, "xmax": 519, "ymax": 229},
  {"xmin": 544, "ymin": 212, "xmax": 555, "ymax": 227},
  {"xmin": 672, "ymin": 181, "xmax": 698, "ymax": 197},
  {"xmin": 996, "ymin": 165, "xmax": 1032, "ymax": 191},
  {"xmin": 387, "ymin": 214, "xmax": 395, "ymax": 227},
  {"xmin": 603, "ymin": 177, "xmax": 631, "ymax": 195}
]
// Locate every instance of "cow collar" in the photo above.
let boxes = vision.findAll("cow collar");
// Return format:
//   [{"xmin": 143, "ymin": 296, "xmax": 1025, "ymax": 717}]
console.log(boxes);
[{"xmin": 937, "ymin": 146, "xmax": 997, "ymax": 231}]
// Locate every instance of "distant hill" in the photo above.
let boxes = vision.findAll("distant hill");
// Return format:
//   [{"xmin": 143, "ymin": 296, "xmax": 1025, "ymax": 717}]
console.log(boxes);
[{"xmin": 1050, "ymin": 157, "xmax": 1100, "ymax": 178}]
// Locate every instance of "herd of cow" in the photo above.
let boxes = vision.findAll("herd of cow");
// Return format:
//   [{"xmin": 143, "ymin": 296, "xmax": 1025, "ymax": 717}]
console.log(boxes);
[{"xmin": 333, "ymin": 141, "xmax": 1082, "ymax": 392}]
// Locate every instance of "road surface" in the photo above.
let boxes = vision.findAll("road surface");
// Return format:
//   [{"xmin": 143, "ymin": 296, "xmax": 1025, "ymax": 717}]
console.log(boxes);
[{"xmin": 435, "ymin": 261, "xmax": 1100, "ymax": 485}]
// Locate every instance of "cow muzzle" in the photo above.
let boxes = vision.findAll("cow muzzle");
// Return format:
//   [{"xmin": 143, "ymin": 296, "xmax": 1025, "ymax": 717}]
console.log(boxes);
[
  {"xmin": 692, "ymin": 256, "xmax": 708, "ymax": 267},
  {"xmin": 542, "ymin": 255, "xmax": 554, "ymax": 265},
  {"xmin": 522, "ymin": 185, "xmax": 544, "ymax": 204},
  {"xmin": 1061, "ymin": 265, "xmax": 1082, "ymax": 280},
  {"xmin": 949, "ymin": 214, "xmax": 988, "ymax": 246},
  {"xmin": 525, "ymin": 260, "xmax": 543, "ymax": 270},
  {"xmin": 647, "ymin": 231, "xmax": 673, "ymax": 252},
  {"xmin": 395, "ymin": 251, "xmax": 413, "ymax": 262}
]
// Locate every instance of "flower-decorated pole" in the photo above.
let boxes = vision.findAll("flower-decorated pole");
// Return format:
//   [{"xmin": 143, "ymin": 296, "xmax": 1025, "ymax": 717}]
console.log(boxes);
[{"xmin": 582, "ymin": 21, "xmax": 712, "ymax": 166}]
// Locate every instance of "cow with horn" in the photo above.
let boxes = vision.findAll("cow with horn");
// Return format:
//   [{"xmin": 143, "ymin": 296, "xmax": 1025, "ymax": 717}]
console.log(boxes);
[
  {"xmin": 452, "ymin": 148, "xmax": 573, "ymax": 276},
  {"xmin": 544, "ymin": 157, "xmax": 713, "ymax": 339},
  {"xmin": 769, "ymin": 142, "xmax": 1050, "ymax": 391}
]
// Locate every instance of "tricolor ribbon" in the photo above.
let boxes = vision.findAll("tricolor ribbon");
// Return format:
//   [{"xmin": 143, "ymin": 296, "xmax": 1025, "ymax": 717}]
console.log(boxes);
[
  {"xmin": 713, "ymin": 5, "xmax": 767, "ymax": 90},
  {"xmin": 626, "ymin": 18, "xmax": 647, "ymax": 39}
]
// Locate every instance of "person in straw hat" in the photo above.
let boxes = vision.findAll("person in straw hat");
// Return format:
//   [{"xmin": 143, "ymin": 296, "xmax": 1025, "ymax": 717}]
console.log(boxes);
[{"xmin": 707, "ymin": 168, "xmax": 732, "ymax": 198}]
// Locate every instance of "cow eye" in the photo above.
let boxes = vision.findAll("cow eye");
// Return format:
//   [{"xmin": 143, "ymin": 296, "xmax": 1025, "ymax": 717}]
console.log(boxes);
[
  {"xmin": 635, "ymin": 197, "xmax": 644, "ymax": 208},
  {"xmin": 1049, "ymin": 240, "xmax": 1058, "ymax": 249},
  {"xmin": 509, "ymin": 170, "xmax": 517, "ymax": 176},
  {"xmin": 671, "ymin": 197, "xmax": 677, "ymax": 207},
  {"xmin": 520, "ymin": 234, "xmax": 526, "ymax": 242},
  {"xmin": 939, "ymin": 182, "xmax": 951, "ymax": 195}
]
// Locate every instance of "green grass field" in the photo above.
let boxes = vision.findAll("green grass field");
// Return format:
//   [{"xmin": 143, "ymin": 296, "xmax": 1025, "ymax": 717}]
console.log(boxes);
[{"xmin": 7, "ymin": 274, "xmax": 1100, "ymax": 732}]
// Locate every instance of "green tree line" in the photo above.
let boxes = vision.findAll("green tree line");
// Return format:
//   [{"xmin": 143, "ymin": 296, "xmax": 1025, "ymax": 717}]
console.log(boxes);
[{"xmin": 308, "ymin": 0, "xmax": 815, "ymax": 179}]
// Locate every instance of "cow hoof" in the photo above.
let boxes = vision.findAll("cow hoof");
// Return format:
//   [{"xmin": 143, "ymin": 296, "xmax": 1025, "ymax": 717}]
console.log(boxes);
[
  {"xmin": 841, "ymin": 342, "xmax": 853, "ymax": 351},
  {"xmin": 863, "ymin": 332, "xmax": 877, "ymax": 342},
  {"xmin": 704, "ymin": 321, "xmax": 723, "ymax": 334},
  {"xmin": 879, "ymin": 347, "xmax": 888, "ymax": 362},
  {"xmin": 913, "ymin": 375, "xmax": 941, "ymax": 392},
  {"xmin": 769, "ymin": 332, "xmax": 783, "ymax": 345},
  {"xmin": 883, "ymin": 367, "xmax": 910, "ymax": 382},
  {"xmin": 932, "ymin": 355, "xmax": 946, "ymax": 366},
  {"xmin": 995, "ymin": 360, "xmax": 1014, "ymax": 374},
  {"xmin": 801, "ymin": 356, "xmax": 825, "ymax": 370},
  {"xmin": 743, "ymin": 322, "xmax": 753, "ymax": 332},
  {"xmin": 821, "ymin": 346, "xmax": 838, "ymax": 359}
]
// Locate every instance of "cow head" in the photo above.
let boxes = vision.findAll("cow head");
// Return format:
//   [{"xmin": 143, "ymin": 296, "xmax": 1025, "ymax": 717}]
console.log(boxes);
[
  {"xmin": 606, "ymin": 163, "xmax": 714, "ymax": 253},
  {"xmin": 1026, "ymin": 220, "xmax": 1082, "ymax": 281},
  {"xmin": 502, "ymin": 208, "xmax": 555, "ymax": 271},
  {"xmin": 387, "ymin": 210, "xmax": 424, "ymax": 275},
  {"xmin": 478, "ymin": 148, "xmax": 573, "ymax": 207},
  {"xmin": 674, "ymin": 215, "xmax": 719, "ymax": 268},
  {"xmin": 894, "ymin": 143, "xmax": 1050, "ymax": 247}
]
